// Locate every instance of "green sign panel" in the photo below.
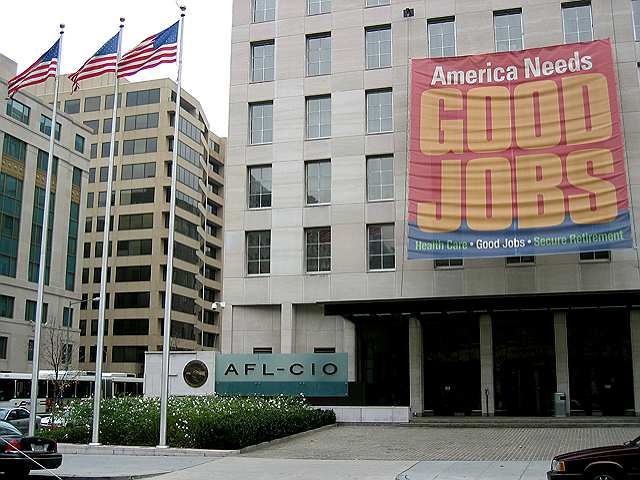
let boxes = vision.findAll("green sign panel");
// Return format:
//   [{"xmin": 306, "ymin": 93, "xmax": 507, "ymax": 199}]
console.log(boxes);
[{"xmin": 215, "ymin": 353, "xmax": 348, "ymax": 397}]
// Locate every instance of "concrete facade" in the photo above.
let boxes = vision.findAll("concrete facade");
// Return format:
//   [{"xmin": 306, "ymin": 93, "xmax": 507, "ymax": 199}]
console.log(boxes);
[{"xmin": 225, "ymin": 0, "xmax": 640, "ymax": 414}]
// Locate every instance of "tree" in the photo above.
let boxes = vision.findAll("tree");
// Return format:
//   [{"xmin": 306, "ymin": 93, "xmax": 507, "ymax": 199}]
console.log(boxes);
[{"xmin": 40, "ymin": 318, "xmax": 76, "ymax": 421}]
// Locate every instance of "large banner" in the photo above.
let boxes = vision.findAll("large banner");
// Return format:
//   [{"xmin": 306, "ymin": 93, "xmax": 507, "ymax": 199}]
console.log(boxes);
[{"xmin": 408, "ymin": 40, "xmax": 632, "ymax": 259}]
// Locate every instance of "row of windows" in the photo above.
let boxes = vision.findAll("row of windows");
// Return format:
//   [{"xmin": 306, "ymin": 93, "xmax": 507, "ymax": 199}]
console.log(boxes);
[
  {"xmin": 78, "ymin": 345, "xmax": 148, "ymax": 364},
  {"xmin": 252, "ymin": 0, "xmax": 389, "ymax": 23},
  {"xmin": 82, "ymin": 239, "xmax": 152, "ymax": 259},
  {"xmin": 83, "ymin": 213, "xmax": 153, "ymax": 233},
  {"xmin": 88, "ymin": 137, "xmax": 156, "ymax": 159},
  {"xmin": 83, "ymin": 265, "xmax": 152, "ymax": 284},
  {"xmin": 87, "ymin": 187, "xmax": 155, "ymax": 208},
  {"xmin": 89, "ymin": 162, "xmax": 156, "ymax": 182},
  {"xmin": 63, "ymin": 89, "xmax": 160, "ymax": 114},
  {"xmin": 0, "ymin": 298, "xmax": 72, "ymax": 329}
]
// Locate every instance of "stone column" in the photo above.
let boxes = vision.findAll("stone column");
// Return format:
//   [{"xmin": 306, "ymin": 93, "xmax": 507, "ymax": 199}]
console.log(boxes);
[
  {"xmin": 479, "ymin": 314, "xmax": 495, "ymax": 416},
  {"xmin": 554, "ymin": 311, "xmax": 570, "ymax": 415},
  {"xmin": 280, "ymin": 303, "xmax": 295, "ymax": 354},
  {"xmin": 630, "ymin": 310, "xmax": 640, "ymax": 416},
  {"xmin": 409, "ymin": 317, "xmax": 424, "ymax": 416}
]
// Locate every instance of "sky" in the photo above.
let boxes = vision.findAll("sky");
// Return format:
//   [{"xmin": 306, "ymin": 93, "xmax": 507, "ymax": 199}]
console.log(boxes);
[{"xmin": 0, "ymin": 0, "xmax": 232, "ymax": 136}]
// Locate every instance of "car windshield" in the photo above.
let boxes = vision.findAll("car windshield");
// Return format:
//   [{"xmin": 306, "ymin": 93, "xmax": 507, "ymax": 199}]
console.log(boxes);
[{"xmin": 0, "ymin": 420, "xmax": 21, "ymax": 436}]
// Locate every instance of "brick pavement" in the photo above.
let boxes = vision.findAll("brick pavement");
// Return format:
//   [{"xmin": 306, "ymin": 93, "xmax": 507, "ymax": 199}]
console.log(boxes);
[{"xmin": 243, "ymin": 426, "xmax": 640, "ymax": 461}]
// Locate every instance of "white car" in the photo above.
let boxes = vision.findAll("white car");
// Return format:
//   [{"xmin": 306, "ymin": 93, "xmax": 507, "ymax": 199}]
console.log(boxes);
[
  {"xmin": 0, "ymin": 408, "xmax": 41, "ymax": 434},
  {"xmin": 40, "ymin": 414, "xmax": 65, "ymax": 429}
]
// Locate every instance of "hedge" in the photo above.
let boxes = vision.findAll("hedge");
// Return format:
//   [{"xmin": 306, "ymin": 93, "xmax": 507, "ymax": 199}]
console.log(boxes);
[{"xmin": 43, "ymin": 395, "xmax": 335, "ymax": 450}]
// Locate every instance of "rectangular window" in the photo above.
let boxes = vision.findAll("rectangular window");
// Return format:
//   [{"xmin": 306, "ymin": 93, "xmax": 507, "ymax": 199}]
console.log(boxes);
[
  {"xmin": 251, "ymin": 41, "xmax": 275, "ymax": 82},
  {"xmin": 494, "ymin": 9, "xmax": 523, "ymax": 52},
  {"xmin": 119, "ymin": 213, "xmax": 153, "ymax": 230},
  {"xmin": 175, "ymin": 140, "xmax": 201, "ymax": 167},
  {"xmin": 366, "ymin": 89, "xmax": 393, "ymax": 134},
  {"xmin": 116, "ymin": 265, "xmax": 151, "ymax": 282},
  {"xmin": 113, "ymin": 318, "xmax": 149, "ymax": 336},
  {"xmin": 506, "ymin": 256, "xmax": 535, "ymax": 266},
  {"xmin": 120, "ymin": 187, "xmax": 155, "ymax": 205},
  {"xmin": 92, "ymin": 294, "xmax": 110, "ymax": 310},
  {"xmin": 85, "ymin": 217, "xmax": 92, "ymax": 233},
  {"xmin": 161, "ymin": 265, "xmax": 197, "ymax": 289},
  {"xmin": 306, "ymin": 227, "xmax": 331, "ymax": 272},
  {"xmin": 170, "ymin": 215, "xmax": 199, "ymax": 241},
  {"xmin": 83, "ymin": 243, "xmax": 91, "ymax": 258},
  {"xmin": 99, "ymin": 166, "xmax": 117, "ymax": 182},
  {"xmin": 366, "ymin": 26, "xmax": 392, "ymax": 69},
  {"xmin": 112, "ymin": 346, "xmax": 147, "ymax": 363},
  {"xmin": 90, "ymin": 144, "xmax": 98, "ymax": 159},
  {"xmin": 121, "ymin": 162, "xmax": 156, "ymax": 180},
  {"xmin": 36, "ymin": 150, "xmax": 59, "ymax": 175},
  {"xmin": 307, "ymin": 34, "xmax": 331, "ymax": 76},
  {"xmin": 0, "ymin": 172, "xmax": 23, "ymax": 278},
  {"xmin": 28, "ymin": 188, "xmax": 55, "ymax": 285},
  {"xmin": 306, "ymin": 95, "xmax": 331, "ymax": 139},
  {"xmin": 114, "ymin": 292, "xmax": 150, "ymax": 309},
  {"xmin": 562, "ymin": 1, "xmax": 593, "ymax": 43},
  {"xmin": 0, "ymin": 336, "xmax": 7, "ymax": 359},
  {"xmin": 65, "ymin": 202, "xmax": 80, "ymax": 290},
  {"xmin": 83, "ymin": 119, "xmax": 99, "ymax": 134},
  {"xmin": 634, "ymin": 0, "xmax": 640, "ymax": 40},
  {"xmin": 305, "ymin": 160, "xmax": 331, "ymax": 205},
  {"xmin": 93, "ymin": 266, "xmax": 111, "ymax": 283},
  {"xmin": 253, "ymin": 0, "xmax": 276, "ymax": 22},
  {"xmin": 84, "ymin": 96, "xmax": 101, "ymax": 112},
  {"xmin": 97, "ymin": 190, "xmax": 115, "ymax": 208},
  {"xmin": 39, "ymin": 115, "xmax": 61, "ymax": 140},
  {"xmin": 94, "ymin": 240, "xmax": 113, "ymax": 258},
  {"xmin": 368, "ymin": 224, "xmax": 395, "ymax": 270},
  {"xmin": 122, "ymin": 137, "xmax": 157, "ymax": 155},
  {"xmin": 172, "ymin": 188, "xmax": 199, "ymax": 216},
  {"xmin": 78, "ymin": 346, "xmax": 85, "ymax": 363},
  {"xmin": 165, "ymin": 240, "xmax": 199, "ymax": 265},
  {"xmin": 101, "ymin": 141, "xmax": 119, "ymax": 158},
  {"xmin": 124, "ymin": 113, "xmax": 159, "ymax": 131},
  {"xmin": 367, "ymin": 155, "xmax": 394, "ymax": 201},
  {"xmin": 253, "ymin": 347, "xmax": 273, "ymax": 354},
  {"xmin": 434, "ymin": 258, "xmax": 463, "ymax": 269},
  {"xmin": 62, "ymin": 307, "xmax": 73, "ymax": 328},
  {"xmin": 103, "ymin": 117, "xmax": 121, "ymax": 133},
  {"xmin": 82, "ymin": 268, "xmax": 89, "ymax": 283},
  {"xmin": 89, "ymin": 346, "xmax": 108, "ymax": 363},
  {"xmin": 247, "ymin": 230, "xmax": 271, "ymax": 275},
  {"xmin": 0, "ymin": 295, "xmax": 14, "ymax": 318},
  {"xmin": 248, "ymin": 165, "xmax": 272, "ymax": 208},
  {"xmin": 105, "ymin": 93, "xmax": 122, "ymax": 110},
  {"xmin": 308, "ymin": 0, "xmax": 330, "ymax": 15},
  {"xmin": 428, "ymin": 17, "xmax": 456, "ymax": 58},
  {"xmin": 64, "ymin": 99, "xmax": 80, "ymax": 114},
  {"xmin": 87, "ymin": 192, "xmax": 94, "ymax": 208},
  {"xmin": 579, "ymin": 250, "xmax": 611, "ymax": 262},
  {"xmin": 6, "ymin": 99, "xmax": 30, "ymax": 124},
  {"xmin": 117, "ymin": 239, "xmax": 152, "ymax": 257},
  {"xmin": 25, "ymin": 300, "xmax": 48, "ymax": 323},
  {"xmin": 173, "ymin": 165, "xmax": 200, "ymax": 192},
  {"xmin": 75, "ymin": 134, "xmax": 85, "ymax": 154},
  {"xmin": 314, "ymin": 347, "xmax": 336, "ymax": 353},
  {"xmin": 125, "ymin": 88, "xmax": 160, "ymax": 107},
  {"xmin": 177, "ymin": 116, "xmax": 201, "ymax": 143},
  {"xmin": 249, "ymin": 102, "xmax": 273, "ymax": 144}
]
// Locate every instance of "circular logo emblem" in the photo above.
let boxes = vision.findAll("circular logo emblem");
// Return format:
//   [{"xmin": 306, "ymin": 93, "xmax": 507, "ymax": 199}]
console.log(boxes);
[{"xmin": 183, "ymin": 360, "xmax": 208, "ymax": 388}]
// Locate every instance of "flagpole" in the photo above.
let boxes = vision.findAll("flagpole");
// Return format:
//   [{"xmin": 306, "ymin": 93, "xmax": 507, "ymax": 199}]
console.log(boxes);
[
  {"xmin": 158, "ymin": 5, "xmax": 186, "ymax": 449},
  {"xmin": 90, "ymin": 17, "xmax": 125, "ymax": 447},
  {"xmin": 28, "ymin": 24, "xmax": 64, "ymax": 437}
]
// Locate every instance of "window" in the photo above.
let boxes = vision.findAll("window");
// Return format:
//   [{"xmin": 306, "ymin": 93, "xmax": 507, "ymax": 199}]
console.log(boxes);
[
  {"xmin": 28, "ymin": 188, "xmax": 55, "ymax": 284},
  {"xmin": 98, "ymin": 190, "xmax": 115, "ymax": 208},
  {"xmin": 177, "ymin": 116, "xmax": 201, "ymax": 143},
  {"xmin": 162, "ymin": 265, "xmax": 197, "ymax": 289},
  {"xmin": 253, "ymin": 347, "xmax": 273, "ymax": 354},
  {"xmin": 2, "ymin": 134, "xmax": 26, "ymax": 162},
  {"xmin": 116, "ymin": 265, "xmax": 151, "ymax": 282},
  {"xmin": 175, "ymin": 165, "xmax": 200, "ymax": 192},
  {"xmin": 0, "ymin": 336, "xmax": 7, "ymax": 360},
  {"xmin": 93, "ymin": 266, "xmax": 111, "ymax": 283},
  {"xmin": 83, "ymin": 120, "xmax": 99, "ymax": 134},
  {"xmin": 119, "ymin": 213, "xmax": 153, "ymax": 230},
  {"xmin": 314, "ymin": 347, "xmax": 336, "ymax": 353},
  {"xmin": 62, "ymin": 307, "xmax": 73, "ymax": 328},
  {"xmin": 579, "ymin": 250, "xmax": 611, "ymax": 262},
  {"xmin": 83, "ymin": 242, "xmax": 92, "ymax": 259},
  {"xmin": 90, "ymin": 319, "xmax": 109, "ymax": 337},
  {"xmin": 101, "ymin": 141, "xmax": 119, "ymax": 158},
  {"xmin": 366, "ymin": 89, "xmax": 393, "ymax": 134},
  {"xmin": 172, "ymin": 215, "xmax": 199, "ymax": 241},
  {"xmin": 65, "ymin": 202, "xmax": 80, "ymax": 290},
  {"xmin": 88, "ymin": 168, "xmax": 96, "ymax": 184},
  {"xmin": 123, "ymin": 137, "xmax": 157, "ymax": 155},
  {"xmin": 166, "ymin": 240, "xmax": 199, "ymax": 265},
  {"xmin": 125, "ymin": 88, "xmax": 160, "ymax": 107},
  {"xmin": 160, "ymin": 292, "xmax": 196, "ymax": 314},
  {"xmin": 494, "ymin": 10, "xmax": 523, "ymax": 52},
  {"xmin": 6, "ymin": 99, "xmax": 30, "ymax": 124},
  {"xmin": 368, "ymin": 224, "xmax": 395, "ymax": 270},
  {"xmin": 366, "ymin": 0, "xmax": 389, "ymax": 5},
  {"xmin": 124, "ymin": 113, "xmax": 159, "ymax": 131},
  {"xmin": 120, "ymin": 187, "xmax": 154, "ymax": 205},
  {"xmin": 306, "ymin": 95, "xmax": 331, "ymax": 139},
  {"xmin": 105, "ymin": 93, "xmax": 121, "ymax": 109},
  {"xmin": 305, "ymin": 160, "xmax": 331, "ymax": 205},
  {"xmin": 308, "ymin": 0, "xmax": 330, "ymax": 15},
  {"xmin": 505, "ymin": 256, "xmax": 535, "ymax": 266},
  {"xmin": 247, "ymin": 230, "xmax": 271, "ymax": 275},
  {"xmin": 253, "ymin": 0, "xmax": 275, "ymax": 22},
  {"xmin": 89, "ymin": 346, "xmax": 107, "ymax": 363},
  {"xmin": 92, "ymin": 294, "xmax": 110, "ymax": 310},
  {"xmin": 78, "ymin": 346, "xmax": 85, "ymax": 363},
  {"xmin": 82, "ymin": 268, "xmax": 89, "ymax": 283},
  {"xmin": 0, "ymin": 295, "xmax": 14, "ymax": 318},
  {"xmin": 90, "ymin": 144, "xmax": 98, "ymax": 159},
  {"xmin": 97, "ymin": 215, "xmax": 114, "ymax": 232},
  {"xmin": 114, "ymin": 292, "xmax": 150, "ymax": 309},
  {"xmin": 85, "ymin": 217, "xmax": 92, "ymax": 233},
  {"xmin": 251, "ymin": 41, "xmax": 275, "ymax": 82},
  {"xmin": 81, "ymin": 293, "xmax": 88, "ymax": 310},
  {"xmin": 64, "ymin": 99, "xmax": 80, "ymax": 114},
  {"xmin": 99, "ymin": 166, "xmax": 117, "ymax": 182},
  {"xmin": 112, "ymin": 346, "xmax": 147, "ymax": 363},
  {"xmin": 428, "ymin": 17, "xmax": 456, "ymax": 57},
  {"xmin": 434, "ymin": 259, "xmax": 463, "ymax": 269},
  {"xmin": 172, "ymin": 189, "xmax": 199, "ymax": 215},
  {"xmin": 103, "ymin": 117, "xmax": 121, "ymax": 133},
  {"xmin": 248, "ymin": 165, "xmax": 272, "ymax": 208},
  {"xmin": 249, "ymin": 102, "xmax": 273, "ymax": 144},
  {"xmin": 121, "ymin": 162, "xmax": 156, "ymax": 180},
  {"xmin": 562, "ymin": 2, "xmax": 593, "ymax": 43},
  {"xmin": 366, "ymin": 26, "xmax": 392, "ymax": 69},
  {"xmin": 86, "ymin": 192, "xmax": 94, "ymax": 208},
  {"xmin": 175, "ymin": 140, "xmax": 200, "ymax": 167},
  {"xmin": 307, "ymin": 34, "xmax": 331, "ymax": 76},
  {"xmin": 94, "ymin": 241, "xmax": 112, "ymax": 257},
  {"xmin": 0, "ymin": 172, "xmax": 23, "ymax": 278},
  {"xmin": 25, "ymin": 300, "xmax": 48, "ymax": 323},
  {"xmin": 75, "ymin": 134, "xmax": 85, "ymax": 154},
  {"xmin": 36, "ymin": 150, "xmax": 59, "ymax": 175},
  {"xmin": 634, "ymin": 0, "xmax": 640, "ymax": 40},
  {"xmin": 84, "ymin": 96, "xmax": 101, "ymax": 112},
  {"xmin": 306, "ymin": 227, "xmax": 331, "ymax": 272},
  {"xmin": 212, "ymin": 141, "xmax": 221, "ymax": 153},
  {"xmin": 113, "ymin": 318, "xmax": 149, "ymax": 336},
  {"xmin": 39, "ymin": 115, "xmax": 61, "ymax": 140},
  {"xmin": 367, "ymin": 155, "xmax": 394, "ymax": 201}
]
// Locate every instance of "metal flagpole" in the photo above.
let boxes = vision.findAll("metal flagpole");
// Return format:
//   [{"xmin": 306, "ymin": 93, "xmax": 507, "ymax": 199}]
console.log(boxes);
[
  {"xmin": 29, "ymin": 24, "xmax": 64, "ymax": 437},
  {"xmin": 158, "ymin": 6, "xmax": 186, "ymax": 448},
  {"xmin": 90, "ymin": 18, "xmax": 125, "ymax": 446}
]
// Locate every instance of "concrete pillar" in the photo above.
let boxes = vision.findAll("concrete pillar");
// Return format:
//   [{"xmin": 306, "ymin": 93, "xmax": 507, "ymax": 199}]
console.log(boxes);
[
  {"xmin": 343, "ymin": 318, "xmax": 356, "ymax": 382},
  {"xmin": 409, "ymin": 317, "xmax": 424, "ymax": 416},
  {"xmin": 554, "ymin": 311, "xmax": 570, "ymax": 415},
  {"xmin": 221, "ymin": 304, "xmax": 233, "ymax": 353},
  {"xmin": 479, "ymin": 314, "xmax": 495, "ymax": 416},
  {"xmin": 630, "ymin": 310, "xmax": 640, "ymax": 416},
  {"xmin": 280, "ymin": 303, "xmax": 295, "ymax": 354}
]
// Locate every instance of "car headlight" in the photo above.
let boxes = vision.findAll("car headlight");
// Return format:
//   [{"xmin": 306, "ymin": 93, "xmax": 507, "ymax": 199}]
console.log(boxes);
[{"xmin": 551, "ymin": 460, "xmax": 566, "ymax": 472}]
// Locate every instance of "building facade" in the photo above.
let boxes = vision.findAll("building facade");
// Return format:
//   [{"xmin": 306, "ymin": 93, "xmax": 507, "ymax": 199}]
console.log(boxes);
[
  {"xmin": 225, "ymin": 0, "xmax": 640, "ymax": 416},
  {"xmin": 34, "ymin": 76, "xmax": 225, "ymax": 377},
  {"xmin": 0, "ymin": 54, "xmax": 89, "ymax": 376}
]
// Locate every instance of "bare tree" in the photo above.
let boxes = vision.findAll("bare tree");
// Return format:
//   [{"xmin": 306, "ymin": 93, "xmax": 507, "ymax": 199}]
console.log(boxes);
[{"xmin": 40, "ymin": 319, "xmax": 76, "ymax": 422}]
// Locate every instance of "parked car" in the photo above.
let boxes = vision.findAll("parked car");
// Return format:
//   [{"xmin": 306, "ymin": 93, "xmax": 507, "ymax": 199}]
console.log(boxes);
[
  {"xmin": 0, "ymin": 408, "xmax": 41, "ymax": 434},
  {"xmin": 548, "ymin": 436, "xmax": 640, "ymax": 480},
  {"xmin": 40, "ymin": 414, "xmax": 66, "ymax": 430},
  {"xmin": 0, "ymin": 420, "xmax": 62, "ymax": 479}
]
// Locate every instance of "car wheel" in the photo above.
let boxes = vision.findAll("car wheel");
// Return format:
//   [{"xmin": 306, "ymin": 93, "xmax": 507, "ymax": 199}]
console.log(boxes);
[{"xmin": 592, "ymin": 473, "xmax": 617, "ymax": 480}]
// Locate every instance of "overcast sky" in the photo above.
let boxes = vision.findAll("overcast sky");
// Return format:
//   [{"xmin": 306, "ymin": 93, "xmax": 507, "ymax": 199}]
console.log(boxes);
[{"xmin": 0, "ymin": 0, "xmax": 232, "ymax": 136}]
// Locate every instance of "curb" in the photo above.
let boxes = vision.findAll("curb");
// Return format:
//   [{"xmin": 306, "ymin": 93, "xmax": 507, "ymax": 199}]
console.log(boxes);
[
  {"xmin": 57, "ymin": 443, "xmax": 238, "ymax": 457},
  {"xmin": 336, "ymin": 422, "xmax": 640, "ymax": 429},
  {"xmin": 239, "ymin": 423, "xmax": 338, "ymax": 454},
  {"xmin": 30, "ymin": 475, "xmax": 159, "ymax": 480}
]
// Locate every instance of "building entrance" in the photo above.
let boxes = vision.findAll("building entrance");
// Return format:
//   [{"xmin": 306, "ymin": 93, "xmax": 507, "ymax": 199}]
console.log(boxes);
[
  {"xmin": 493, "ymin": 312, "xmax": 556, "ymax": 416},
  {"xmin": 568, "ymin": 310, "xmax": 633, "ymax": 416},
  {"xmin": 423, "ymin": 314, "xmax": 480, "ymax": 415}
]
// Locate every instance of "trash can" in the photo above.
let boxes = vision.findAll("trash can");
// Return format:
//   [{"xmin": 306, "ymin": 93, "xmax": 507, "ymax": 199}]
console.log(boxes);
[{"xmin": 554, "ymin": 392, "xmax": 567, "ymax": 417}]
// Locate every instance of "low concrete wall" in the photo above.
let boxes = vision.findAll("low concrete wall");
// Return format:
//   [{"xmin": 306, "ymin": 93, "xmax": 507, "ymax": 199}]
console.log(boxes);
[{"xmin": 315, "ymin": 406, "xmax": 410, "ymax": 423}]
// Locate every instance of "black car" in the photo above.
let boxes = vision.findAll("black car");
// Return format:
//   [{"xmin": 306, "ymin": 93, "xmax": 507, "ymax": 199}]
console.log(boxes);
[
  {"xmin": 0, "ymin": 420, "xmax": 61, "ymax": 479},
  {"xmin": 548, "ymin": 436, "xmax": 640, "ymax": 480}
]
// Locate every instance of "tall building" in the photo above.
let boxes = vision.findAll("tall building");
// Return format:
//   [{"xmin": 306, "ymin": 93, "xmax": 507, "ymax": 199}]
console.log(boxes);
[
  {"xmin": 34, "ymin": 75, "xmax": 224, "ymax": 377},
  {"xmin": 0, "ymin": 54, "xmax": 89, "ymax": 375},
  {"xmin": 225, "ymin": 0, "xmax": 640, "ymax": 416}
]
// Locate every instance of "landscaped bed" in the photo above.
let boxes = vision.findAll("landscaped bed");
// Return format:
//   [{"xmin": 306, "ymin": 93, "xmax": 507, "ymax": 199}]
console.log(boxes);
[{"xmin": 43, "ymin": 395, "xmax": 335, "ymax": 449}]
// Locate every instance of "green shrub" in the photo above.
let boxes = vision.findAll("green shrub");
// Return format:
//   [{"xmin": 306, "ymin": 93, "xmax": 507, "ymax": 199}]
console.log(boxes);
[{"xmin": 43, "ymin": 395, "xmax": 335, "ymax": 449}]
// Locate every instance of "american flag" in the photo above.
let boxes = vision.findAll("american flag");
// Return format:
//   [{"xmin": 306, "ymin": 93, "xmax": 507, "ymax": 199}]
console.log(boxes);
[
  {"xmin": 118, "ymin": 22, "xmax": 179, "ymax": 78},
  {"xmin": 8, "ymin": 39, "xmax": 60, "ymax": 97},
  {"xmin": 69, "ymin": 32, "xmax": 119, "ymax": 91}
]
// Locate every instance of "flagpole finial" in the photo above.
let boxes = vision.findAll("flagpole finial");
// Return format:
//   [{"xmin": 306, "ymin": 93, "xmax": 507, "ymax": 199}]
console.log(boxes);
[
  {"xmin": 120, "ymin": 17, "xmax": 125, "ymax": 23},
  {"xmin": 59, "ymin": 24, "xmax": 65, "ymax": 32},
  {"xmin": 180, "ymin": 5, "xmax": 186, "ymax": 15}
]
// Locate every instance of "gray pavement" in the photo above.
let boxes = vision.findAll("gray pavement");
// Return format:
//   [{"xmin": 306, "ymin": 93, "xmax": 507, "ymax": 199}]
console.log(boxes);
[{"xmin": 398, "ymin": 461, "xmax": 549, "ymax": 480}]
